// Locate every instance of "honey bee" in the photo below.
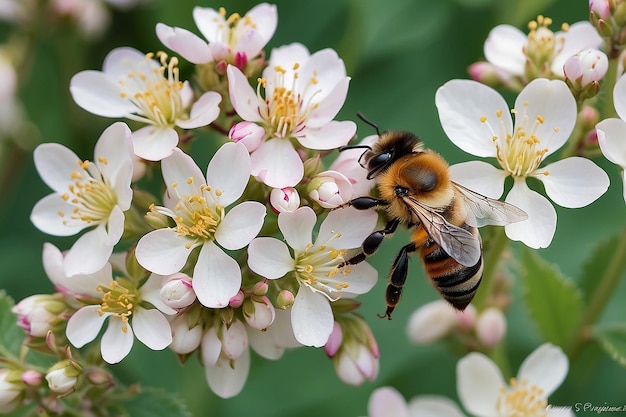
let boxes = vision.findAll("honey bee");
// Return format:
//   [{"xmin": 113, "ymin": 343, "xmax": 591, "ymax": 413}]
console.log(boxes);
[{"xmin": 339, "ymin": 114, "xmax": 527, "ymax": 319}]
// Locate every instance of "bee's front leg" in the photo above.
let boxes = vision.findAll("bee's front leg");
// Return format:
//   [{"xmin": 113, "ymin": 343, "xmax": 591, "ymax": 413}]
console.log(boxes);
[{"xmin": 338, "ymin": 217, "xmax": 400, "ymax": 268}]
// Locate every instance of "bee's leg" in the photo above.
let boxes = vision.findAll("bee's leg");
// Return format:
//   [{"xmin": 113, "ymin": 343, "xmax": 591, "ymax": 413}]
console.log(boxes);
[
  {"xmin": 378, "ymin": 242, "xmax": 417, "ymax": 320},
  {"xmin": 335, "ymin": 196, "xmax": 388, "ymax": 211},
  {"xmin": 338, "ymin": 218, "xmax": 400, "ymax": 268}
]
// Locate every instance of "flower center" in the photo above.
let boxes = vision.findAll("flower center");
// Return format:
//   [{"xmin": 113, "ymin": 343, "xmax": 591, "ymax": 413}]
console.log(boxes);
[
  {"xmin": 496, "ymin": 378, "xmax": 547, "ymax": 417},
  {"xmin": 257, "ymin": 63, "xmax": 321, "ymax": 138},
  {"xmin": 97, "ymin": 279, "xmax": 138, "ymax": 333},
  {"xmin": 152, "ymin": 177, "xmax": 224, "ymax": 248},
  {"xmin": 60, "ymin": 158, "xmax": 117, "ymax": 226},
  {"xmin": 481, "ymin": 104, "xmax": 558, "ymax": 178},
  {"xmin": 117, "ymin": 51, "xmax": 184, "ymax": 127},
  {"xmin": 294, "ymin": 232, "xmax": 351, "ymax": 301},
  {"xmin": 214, "ymin": 7, "xmax": 257, "ymax": 48}
]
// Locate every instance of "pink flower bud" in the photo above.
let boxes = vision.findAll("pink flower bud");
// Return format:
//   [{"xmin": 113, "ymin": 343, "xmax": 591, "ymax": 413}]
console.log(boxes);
[
  {"xmin": 269, "ymin": 187, "xmax": 300, "ymax": 213},
  {"xmin": 21, "ymin": 370, "xmax": 43, "ymax": 387},
  {"xmin": 229, "ymin": 121, "xmax": 265, "ymax": 152},
  {"xmin": 276, "ymin": 290, "xmax": 295, "ymax": 309},
  {"xmin": 334, "ymin": 344, "xmax": 379, "ymax": 386},
  {"xmin": 307, "ymin": 171, "xmax": 353, "ymax": 209},
  {"xmin": 475, "ymin": 307, "xmax": 507, "ymax": 347},
  {"xmin": 12, "ymin": 295, "xmax": 66, "ymax": 338},
  {"xmin": 159, "ymin": 273, "xmax": 196, "ymax": 310},
  {"xmin": 406, "ymin": 300, "xmax": 458, "ymax": 344},
  {"xmin": 564, "ymin": 49, "xmax": 608, "ymax": 86},
  {"xmin": 456, "ymin": 303, "xmax": 477, "ymax": 330},
  {"xmin": 324, "ymin": 322, "xmax": 343, "ymax": 357},
  {"xmin": 229, "ymin": 291, "xmax": 245, "ymax": 308},
  {"xmin": 170, "ymin": 314, "xmax": 203, "ymax": 354},
  {"xmin": 590, "ymin": 0, "xmax": 611, "ymax": 19},
  {"xmin": 243, "ymin": 296, "xmax": 275, "ymax": 330},
  {"xmin": 252, "ymin": 280, "xmax": 269, "ymax": 296}
]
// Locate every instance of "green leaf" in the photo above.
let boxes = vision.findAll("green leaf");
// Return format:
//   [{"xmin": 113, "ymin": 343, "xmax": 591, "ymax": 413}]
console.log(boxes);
[
  {"xmin": 522, "ymin": 248, "xmax": 584, "ymax": 348},
  {"xmin": 0, "ymin": 290, "xmax": 25, "ymax": 359},
  {"xmin": 579, "ymin": 234, "xmax": 620, "ymax": 304},
  {"xmin": 593, "ymin": 325, "xmax": 626, "ymax": 368},
  {"xmin": 119, "ymin": 387, "xmax": 192, "ymax": 417}
]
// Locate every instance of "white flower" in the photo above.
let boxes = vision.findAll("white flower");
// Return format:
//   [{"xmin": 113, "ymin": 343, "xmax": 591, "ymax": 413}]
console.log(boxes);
[
  {"xmin": 70, "ymin": 47, "xmax": 221, "ymax": 161},
  {"xmin": 597, "ymin": 72, "xmax": 626, "ymax": 203},
  {"xmin": 135, "ymin": 143, "xmax": 266, "ymax": 308},
  {"xmin": 484, "ymin": 17, "xmax": 602, "ymax": 82},
  {"xmin": 247, "ymin": 206, "xmax": 378, "ymax": 347},
  {"xmin": 30, "ymin": 122, "xmax": 133, "ymax": 276},
  {"xmin": 227, "ymin": 43, "xmax": 356, "ymax": 188},
  {"xmin": 406, "ymin": 299, "xmax": 459, "ymax": 345},
  {"xmin": 457, "ymin": 343, "xmax": 573, "ymax": 417},
  {"xmin": 41, "ymin": 244, "xmax": 173, "ymax": 364},
  {"xmin": 436, "ymin": 78, "xmax": 609, "ymax": 248},
  {"xmin": 156, "ymin": 3, "xmax": 277, "ymax": 65}
]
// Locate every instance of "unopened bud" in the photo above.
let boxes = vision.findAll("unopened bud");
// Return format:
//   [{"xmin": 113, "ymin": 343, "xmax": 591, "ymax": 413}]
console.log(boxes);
[
  {"xmin": 21, "ymin": 370, "xmax": 43, "ymax": 387},
  {"xmin": 86, "ymin": 369, "xmax": 113, "ymax": 386},
  {"xmin": 324, "ymin": 322, "xmax": 343, "ymax": 357},
  {"xmin": 228, "ymin": 291, "xmax": 245, "ymax": 308},
  {"xmin": 12, "ymin": 295, "xmax": 67, "ymax": 338},
  {"xmin": 160, "ymin": 273, "xmax": 196, "ymax": 309},
  {"xmin": 475, "ymin": 307, "xmax": 507, "ymax": 348},
  {"xmin": 145, "ymin": 209, "xmax": 171, "ymax": 230},
  {"xmin": 269, "ymin": 187, "xmax": 300, "ymax": 213},
  {"xmin": 276, "ymin": 290, "xmax": 295, "ymax": 309},
  {"xmin": 170, "ymin": 313, "xmax": 203, "ymax": 355},
  {"xmin": 307, "ymin": 171, "xmax": 352, "ymax": 209},
  {"xmin": 243, "ymin": 296, "xmax": 275, "ymax": 330},
  {"xmin": 219, "ymin": 319, "xmax": 248, "ymax": 361},
  {"xmin": 229, "ymin": 121, "xmax": 264, "ymax": 152},
  {"xmin": 590, "ymin": 0, "xmax": 611, "ymax": 20},
  {"xmin": 406, "ymin": 300, "xmax": 458, "ymax": 344},
  {"xmin": 252, "ymin": 280, "xmax": 269, "ymax": 296},
  {"xmin": 467, "ymin": 61, "xmax": 503, "ymax": 87},
  {"xmin": 0, "ymin": 369, "xmax": 23, "ymax": 413},
  {"xmin": 46, "ymin": 360, "xmax": 82, "ymax": 395},
  {"xmin": 456, "ymin": 304, "xmax": 477, "ymax": 330},
  {"xmin": 564, "ymin": 49, "xmax": 608, "ymax": 87}
]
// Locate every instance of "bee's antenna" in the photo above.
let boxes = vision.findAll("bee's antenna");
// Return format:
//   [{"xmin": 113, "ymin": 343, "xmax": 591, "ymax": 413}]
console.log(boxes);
[{"xmin": 357, "ymin": 112, "xmax": 381, "ymax": 136}]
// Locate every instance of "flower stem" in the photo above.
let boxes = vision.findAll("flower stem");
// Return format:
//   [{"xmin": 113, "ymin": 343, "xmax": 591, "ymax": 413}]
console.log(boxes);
[
  {"xmin": 600, "ymin": 57, "xmax": 619, "ymax": 120},
  {"xmin": 567, "ymin": 227, "xmax": 626, "ymax": 359},
  {"xmin": 473, "ymin": 226, "xmax": 509, "ymax": 311}
]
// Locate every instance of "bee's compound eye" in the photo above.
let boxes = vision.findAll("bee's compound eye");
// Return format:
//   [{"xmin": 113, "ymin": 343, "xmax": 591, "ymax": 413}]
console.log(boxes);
[
  {"xmin": 368, "ymin": 152, "xmax": 391, "ymax": 171},
  {"xmin": 419, "ymin": 170, "xmax": 439, "ymax": 192}
]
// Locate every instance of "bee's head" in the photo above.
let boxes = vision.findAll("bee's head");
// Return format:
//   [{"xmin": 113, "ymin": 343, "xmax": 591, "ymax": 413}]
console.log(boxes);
[{"xmin": 340, "ymin": 113, "xmax": 423, "ymax": 179}]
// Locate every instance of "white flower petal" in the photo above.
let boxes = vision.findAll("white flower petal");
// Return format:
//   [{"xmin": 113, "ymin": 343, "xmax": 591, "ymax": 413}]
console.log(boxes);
[
  {"xmin": 94, "ymin": 122, "xmax": 133, "ymax": 207},
  {"xmin": 31, "ymin": 194, "xmax": 87, "ymax": 236},
  {"xmin": 457, "ymin": 352, "xmax": 505, "ymax": 417},
  {"xmin": 367, "ymin": 387, "xmax": 408, "ymax": 417},
  {"xmin": 613, "ymin": 74, "xmax": 626, "ymax": 121},
  {"xmin": 538, "ymin": 157, "xmax": 609, "ymax": 208},
  {"xmin": 131, "ymin": 126, "xmax": 179, "ymax": 161},
  {"xmin": 408, "ymin": 395, "xmax": 467, "ymax": 417},
  {"xmin": 66, "ymin": 305, "xmax": 107, "ymax": 348},
  {"xmin": 215, "ymin": 201, "xmax": 266, "ymax": 250},
  {"xmin": 307, "ymin": 78, "xmax": 350, "ymax": 127},
  {"xmin": 517, "ymin": 343, "xmax": 569, "ymax": 397},
  {"xmin": 552, "ymin": 22, "xmax": 603, "ymax": 77},
  {"xmin": 317, "ymin": 206, "xmax": 378, "ymax": 249},
  {"xmin": 193, "ymin": 6, "xmax": 223, "ymax": 43},
  {"xmin": 449, "ymin": 161, "xmax": 507, "ymax": 199},
  {"xmin": 140, "ymin": 274, "xmax": 177, "ymax": 315},
  {"xmin": 70, "ymin": 71, "xmax": 135, "ymax": 117},
  {"xmin": 514, "ymin": 79, "xmax": 577, "ymax": 156},
  {"xmin": 156, "ymin": 23, "xmax": 212, "ymax": 64},
  {"xmin": 220, "ymin": 320, "xmax": 248, "ymax": 360},
  {"xmin": 296, "ymin": 120, "xmax": 356, "ymax": 150},
  {"xmin": 207, "ymin": 142, "xmax": 252, "ymax": 207},
  {"xmin": 278, "ymin": 206, "xmax": 316, "ymax": 253},
  {"xmin": 436, "ymin": 79, "xmax": 508, "ymax": 157},
  {"xmin": 135, "ymin": 228, "xmax": 195, "ymax": 275},
  {"xmin": 338, "ymin": 262, "xmax": 377, "ymax": 296},
  {"xmin": 504, "ymin": 180, "xmax": 556, "ymax": 249},
  {"xmin": 247, "ymin": 327, "xmax": 284, "ymax": 360},
  {"xmin": 597, "ymin": 117, "xmax": 626, "ymax": 166},
  {"xmin": 161, "ymin": 148, "xmax": 206, "ymax": 196},
  {"xmin": 176, "ymin": 91, "xmax": 221, "ymax": 129},
  {"xmin": 193, "ymin": 242, "xmax": 241, "ymax": 308},
  {"xmin": 200, "ymin": 326, "xmax": 221, "ymax": 367},
  {"xmin": 63, "ymin": 225, "xmax": 113, "ymax": 276},
  {"xmin": 227, "ymin": 65, "xmax": 263, "ymax": 122},
  {"xmin": 205, "ymin": 349, "xmax": 250, "ymax": 399},
  {"xmin": 101, "ymin": 317, "xmax": 134, "ymax": 364},
  {"xmin": 291, "ymin": 288, "xmax": 333, "ymax": 347},
  {"xmin": 484, "ymin": 24, "xmax": 527, "ymax": 76},
  {"xmin": 250, "ymin": 139, "xmax": 304, "ymax": 188},
  {"xmin": 33, "ymin": 143, "xmax": 83, "ymax": 194},
  {"xmin": 42, "ymin": 243, "xmax": 67, "ymax": 288},
  {"xmin": 247, "ymin": 237, "xmax": 294, "ymax": 279},
  {"xmin": 243, "ymin": 3, "xmax": 277, "ymax": 48},
  {"xmin": 132, "ymin": 307, "xmax": 172, "ymax": 350}
]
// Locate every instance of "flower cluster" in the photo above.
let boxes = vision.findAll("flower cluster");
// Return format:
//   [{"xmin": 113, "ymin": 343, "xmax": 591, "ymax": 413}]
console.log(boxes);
[
  {"xmin": 7, "ymin": 3, "xmax": 383, "ymax": 408},
  {"xmin": 4, "ymin": 0, "xmax": 626, "ymax": 415}
]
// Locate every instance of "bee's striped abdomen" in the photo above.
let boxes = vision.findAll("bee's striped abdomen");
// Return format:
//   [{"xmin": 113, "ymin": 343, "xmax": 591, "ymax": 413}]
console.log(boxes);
[{"xmin": 419, "ymin": 234, "xmax": 483, "ymax": 311}]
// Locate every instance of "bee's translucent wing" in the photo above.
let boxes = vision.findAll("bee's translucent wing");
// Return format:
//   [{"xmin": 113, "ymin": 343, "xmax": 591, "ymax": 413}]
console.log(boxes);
[
  {"xmin": 452, "ymin": 182, "xmax": 528, "ymax": 228},
  {"xmin": 403, "ymin": 196, "xmax": 481, "ymax": 267}
]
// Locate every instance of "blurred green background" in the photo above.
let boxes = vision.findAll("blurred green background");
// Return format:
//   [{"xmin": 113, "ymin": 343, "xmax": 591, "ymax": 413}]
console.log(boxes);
[{"xmin": 1, "ymin": 0, "xmax": 625, "ymax": 415}]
